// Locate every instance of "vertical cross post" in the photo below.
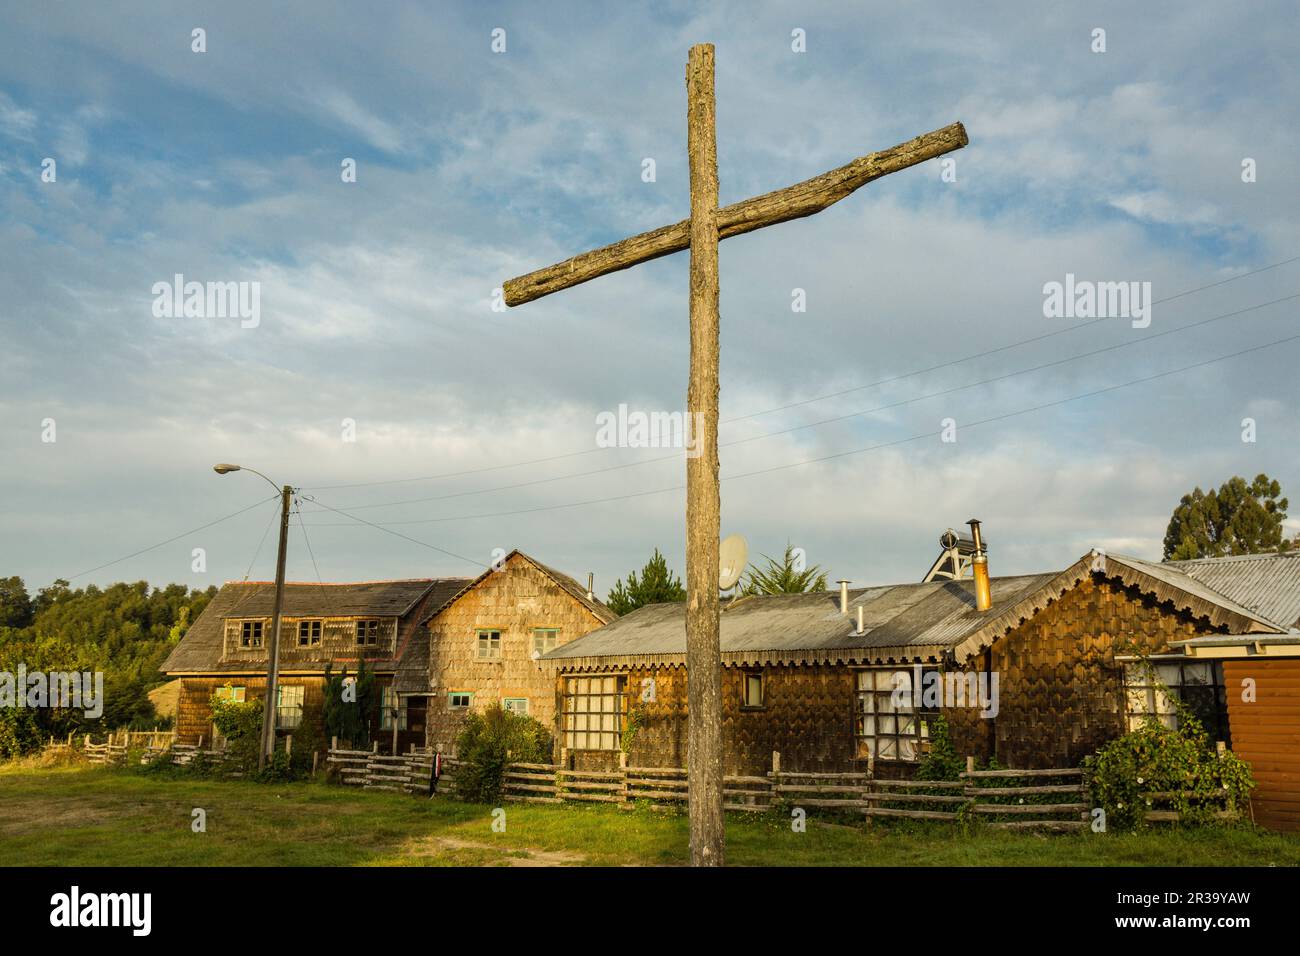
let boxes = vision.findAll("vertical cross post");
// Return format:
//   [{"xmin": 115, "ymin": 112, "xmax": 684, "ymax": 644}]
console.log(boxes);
[{"xmin": 685, "ymin": 42, "xmax": 724, "ymax": 867}]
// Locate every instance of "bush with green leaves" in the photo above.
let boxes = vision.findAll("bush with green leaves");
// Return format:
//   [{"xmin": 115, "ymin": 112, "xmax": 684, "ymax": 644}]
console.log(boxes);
[
  {"xmin": 210, "ymin": 690, "xmax": 264, "ymax": 773},
  {"xmin": 322, "ymin": 660, "xmax": 377, "ymax": 749},
  {"xmin": 1085, "ymin": 668, "xmax": 1253, "ymax": 830},
  {"xmin": 453, "ymin": 704, "xmax": 553, "ymax": 803}
]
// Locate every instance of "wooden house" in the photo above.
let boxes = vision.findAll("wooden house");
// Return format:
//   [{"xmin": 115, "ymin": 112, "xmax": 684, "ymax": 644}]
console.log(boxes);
[
  {"xmin": 161, "ymin": 577, "xmax": 469, "ymax": 752},
  {"xmin": 393, "ymin": 549, "xmax": 616, "ymax": 753},
  {"xmin": 543, "ymin": 549, "xmax": 1300, "ymax": 783}
]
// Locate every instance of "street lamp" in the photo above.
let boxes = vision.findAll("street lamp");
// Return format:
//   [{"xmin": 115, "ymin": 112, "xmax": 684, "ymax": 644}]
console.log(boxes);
[{"xmin": 215, "ymin": 463, "xmax": 294, "ymax": 771}]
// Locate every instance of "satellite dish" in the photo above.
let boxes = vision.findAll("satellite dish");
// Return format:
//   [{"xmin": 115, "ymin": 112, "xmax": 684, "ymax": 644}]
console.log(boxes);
[{"xmin": 719, "ymin": 534, "xmax": 749, "ymax": 591}]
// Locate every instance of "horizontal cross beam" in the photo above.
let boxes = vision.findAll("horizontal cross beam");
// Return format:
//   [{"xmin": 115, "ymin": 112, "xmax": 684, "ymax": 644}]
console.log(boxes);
[{"xmin": 503, "ymin": 121, "xmax": 967, "ymax": 307}]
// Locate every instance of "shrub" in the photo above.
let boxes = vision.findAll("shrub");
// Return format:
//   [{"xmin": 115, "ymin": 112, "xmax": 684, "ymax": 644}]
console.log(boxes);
[
  {"xmin": 210, "ymin": 690, "xmax": 264, "ymax": 774},
  {"xmin": 1085, "ymin": 662, "xmax": 1253, "ymax": 830},
  {"xmin": 454, "ymin": 704, "xmax": 553, "ymax": 803}
]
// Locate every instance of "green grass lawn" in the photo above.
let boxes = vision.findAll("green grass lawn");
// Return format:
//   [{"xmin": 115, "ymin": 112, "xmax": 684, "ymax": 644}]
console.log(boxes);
[{"xmin": 2, "ymin": 765, "xmax": 1297, "ymax": 866}]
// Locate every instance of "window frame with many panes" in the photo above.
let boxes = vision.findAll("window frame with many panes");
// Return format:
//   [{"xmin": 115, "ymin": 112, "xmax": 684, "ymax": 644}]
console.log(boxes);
[
  {"xmin": 355, "ymin": 619, "xmax": 381, "ymax": 647},
  {"xmin": 476, "ymin": 629, "xmax": 502, "ymax": 660},
  {"xmin": 854, "ymin": 667, "xmax": 937, "ymax": 761},
  {"xmin": 562, "ymin": 675, "xmax": 625, "ymax": 751},
  {"xmin": 297, "ymin": 620, "xmax": 322, "ymax": 647},
  {"xmin": 531, "ymin": 627, "xmax": 560, "ymax": 656},
  {"xmin": 380, "ymin": 686, "xmax": 407, "ymax": 731},
  {"xmin": 240, "ymin": 620, "xmax": 264, "ymax": 648},
  {"xmin": 1122, "ymin": 656, "xmax": 1229, "ymax": 744},
  {"xmin": 276, "ymin": 684, "xmax": 305, "ymax": 730}
]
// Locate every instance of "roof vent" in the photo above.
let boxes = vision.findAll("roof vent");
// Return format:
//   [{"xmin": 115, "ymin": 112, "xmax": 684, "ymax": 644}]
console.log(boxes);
[
  {"xmin": 586, "ymin": 572, "xmax": 595, "ymax": 602},
  {"xmin": 837, "ymin": 580, "xmax": 851, "ymax": 615}
]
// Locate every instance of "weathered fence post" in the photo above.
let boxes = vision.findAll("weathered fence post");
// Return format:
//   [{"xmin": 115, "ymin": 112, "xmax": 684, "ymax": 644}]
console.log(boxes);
[
  {"xmin": 966, "ymin": 755, "xmax": 975, "ymax": 773},
  {"xmin": 285, "ymin": 734, "xmax": 293, "ymax": 756},
  {"xmin": 619, "ymin": 751, "xmax": 629, "ymax": 805}
]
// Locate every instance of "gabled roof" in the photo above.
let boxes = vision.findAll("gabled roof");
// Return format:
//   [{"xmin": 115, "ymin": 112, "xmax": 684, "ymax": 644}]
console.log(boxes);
[
  {"xmin": 420, "ymin": 549, "xmax": 617, "ymax": 626},
  {"xmin": 161, "ymin": 578, "xmax": 469, "ymax": 674},
  {"xmin": 545, "ymin": 549, "xmax": 1291, "ymax": 671}
]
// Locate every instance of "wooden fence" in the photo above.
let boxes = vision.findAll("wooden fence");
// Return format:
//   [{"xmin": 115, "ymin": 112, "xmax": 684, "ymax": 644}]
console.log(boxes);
[
  {"xmin": 393, "ymin": 751, "xmax": 1097, "ymax": 830},
  {"xmin": 326, "ymin": 743, "xmax": 446, "ymax": 795}
]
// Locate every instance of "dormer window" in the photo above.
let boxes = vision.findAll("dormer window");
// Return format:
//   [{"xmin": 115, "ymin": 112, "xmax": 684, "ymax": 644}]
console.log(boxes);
[
  {"xmin": 298, "ymin": 620, "xmax": 322, "ymax": 647},
  {"xmin": 240, "ymin": 621, "xmax": 264, "ymax": 648},
  {"xmin": 356, "ymin": 620, "xmax": 381, "ymax": 646}
]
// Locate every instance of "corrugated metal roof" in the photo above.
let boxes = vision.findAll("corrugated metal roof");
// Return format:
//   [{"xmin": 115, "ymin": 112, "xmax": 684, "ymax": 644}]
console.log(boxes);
[
  {"xmin": 543, "ymin": 573, "xmax": 1057, "ymax": 666},
  {"xmin": 546, "ymin": 549, "xmax": 1299, "ymax": 668},
  {"xmin": 1168, "ymin": 552, "xmax": 1300, "ymax": 629}
]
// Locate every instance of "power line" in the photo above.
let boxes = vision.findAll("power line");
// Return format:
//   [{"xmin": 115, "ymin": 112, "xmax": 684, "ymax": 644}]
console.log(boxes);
[
  {"xmin": 301, "ymin": 329, "xmax": 1300, "ymax": 529},
  {"xmin": 303, "ymin": 253, "xmax": 1300, "ymax": 492},
  {"xmin": 299, "ymin": 494, "xmax": 491, "ymax": 570},
  {"xmin": 311, "ymin": 293, "xmax": 1297, "ymax": 513},
  {"xmin": 69, "ymin": 494, "xmax": 281, "ymax": 581}
]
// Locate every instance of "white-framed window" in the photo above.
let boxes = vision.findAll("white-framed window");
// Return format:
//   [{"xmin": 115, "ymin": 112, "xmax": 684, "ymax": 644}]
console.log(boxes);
[
  {"xmin": 742, "ymin": 671, "xmax": 764, "ymax": 709},
  {"xmin": 240, "ymin": 621, "xmax": 264, "ymax": 648},
  {"xmin": 503, "ymin": 697, "xmax": 529, "ymax": 716},
  {"xmin": 1123, "ymin": 658, "xmax": 1229, "ymax": 741},
  {"xmin": 855, "ymin": 668, "xmax": 934, "ymax": 761},
  {"xmin": 380, "ymin": 686, "xmax": 408, "ymax": 731},
  {"xmin": 215, "ymin": 685, "xmax": 246, "ymax": 703},
  {"xmin": 297, "ymin": 620, "xmax": 322, "ymax": 647},
  {"xmin": 562, "ymin": 675, "xmax": 625, "ymax": 751},
  {"xmin": 531, "ymin": 628, "xmax": 560, "ymax": 656},
  {"xmin": 476, "ymin": 630, "xmax": 502, "ymax": 660},
  {"xmin": 356, "ymin": 620, "xmax": 381, "ymax": 646},
  {"xmin": 449, "ymin": 692, "xmax": 472, "ymax": 710},
  {"xmin": 276, "ymin": 684, "xmax": 305, "ymax": 730}
]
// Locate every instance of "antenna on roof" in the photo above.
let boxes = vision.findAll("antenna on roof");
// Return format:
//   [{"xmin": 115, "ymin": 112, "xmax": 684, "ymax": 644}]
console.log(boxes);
[{"xmin": 719, "ymin": 534, "xmax": 748, "ymax": 595}]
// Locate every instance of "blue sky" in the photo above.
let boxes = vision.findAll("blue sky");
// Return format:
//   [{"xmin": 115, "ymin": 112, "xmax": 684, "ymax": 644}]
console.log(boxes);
[{"xmin": 1, "ymin": 1, "xmax": 1297, "ymax": 597}]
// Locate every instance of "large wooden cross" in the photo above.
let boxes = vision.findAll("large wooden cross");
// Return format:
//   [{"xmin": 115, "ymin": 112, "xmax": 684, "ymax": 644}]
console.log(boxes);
[{"xmin": 504, "ymin": 43, "xmax": 967, "ymax": 866}]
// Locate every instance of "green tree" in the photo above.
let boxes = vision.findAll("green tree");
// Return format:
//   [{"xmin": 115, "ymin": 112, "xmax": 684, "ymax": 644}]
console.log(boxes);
[
  {"xmin": 0, "ymin": 577, "xmax": 33, "ymax": 628},
  {"xmin": 741, "ymin": 542, "xmax": 828, "ymax": 595},
  {"xmin": 606, "ymin": 548, "xmax": 686, "ymax": 616},
  {"xmin": 1163, "ymin": 474, "xmax": 1293, "ymax": 559}
]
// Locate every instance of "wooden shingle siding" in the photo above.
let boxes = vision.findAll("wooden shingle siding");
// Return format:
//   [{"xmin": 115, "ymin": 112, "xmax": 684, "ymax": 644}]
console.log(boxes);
[
  {"xmin": 946, "ymin": 574, "xmax": 1221, "ymax": 768},
  {"xmin": 558, "ymin": 574, "xmax": 1226, "ymax": 776},
  {"xmin": 425, "ymin": 553, "xmax": 609, "ymax": 752},
  {"xmin": 221, "ymin": 616, "xmax": 397, "ymax": 664},
  {"xmin": 176, "ymin": 675, "xmax": 395, "ymax": 748},
  {"xmin": 1222, "ymin": 658, "xmax": 1300, "ymax": 831}
]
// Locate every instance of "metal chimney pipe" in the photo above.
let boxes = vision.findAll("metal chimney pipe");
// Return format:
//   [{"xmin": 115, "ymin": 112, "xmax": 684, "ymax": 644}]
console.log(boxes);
[
  {"xmin": 586, "ymin": 572, "xmax": 595, "ymax": 602},
  {"xmin": 968, "ymin": 518, "xmax": 991, "ymax": 612},
  {"xmin": 856, "ymin": 604, "xmax": 864, "ymax": 635},
  {"xmin": 837, "ymin": 580, "xmax": 850, "ymax": 615}
]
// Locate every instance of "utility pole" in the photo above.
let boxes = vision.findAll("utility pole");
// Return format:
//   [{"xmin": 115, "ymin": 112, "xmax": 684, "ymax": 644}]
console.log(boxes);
[
  {"xmin": 260, "ymin": 483, "xmax": 293, "ymax": 770},
  {"xmin": 213, "ymin": 463, "xmax": 295, "ymax": 771}
]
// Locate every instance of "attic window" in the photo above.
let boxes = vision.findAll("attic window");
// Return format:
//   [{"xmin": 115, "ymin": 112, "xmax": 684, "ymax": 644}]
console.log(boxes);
[
  {"xmin": 531, "ymin": 628, "xmax": 560, "ymax": 655},
  {"xmin": 356, "ymin": 620, "xmax": 381, "ymax": 646},
  {"xmin": 477, "ymin": 630, "xmax": 502, "ymax": 660},
  {"xmin": 240, "ymin": 621, "xmax": 264, "ymax": 648},
  {"xmin": 298, "ymin": 620, "xmax": 322, "ymax": 647}
]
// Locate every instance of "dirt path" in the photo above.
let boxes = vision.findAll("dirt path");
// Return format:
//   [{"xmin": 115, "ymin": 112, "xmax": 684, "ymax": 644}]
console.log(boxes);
[{"xmin": 404, "ymin": 835, "xmax": 586, "ymax": 867}]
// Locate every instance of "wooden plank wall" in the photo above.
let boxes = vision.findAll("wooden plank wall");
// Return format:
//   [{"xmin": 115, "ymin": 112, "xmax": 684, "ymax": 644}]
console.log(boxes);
[{"xmin": 1222, "ymin": 658, "xmax": 1300, "ymax": 831}]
